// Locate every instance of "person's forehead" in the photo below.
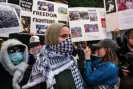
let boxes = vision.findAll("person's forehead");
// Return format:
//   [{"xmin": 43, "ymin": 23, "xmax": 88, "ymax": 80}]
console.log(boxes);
[{"xmin": 60, "ymin": 27, "xmax": 70, "ymax": 34}]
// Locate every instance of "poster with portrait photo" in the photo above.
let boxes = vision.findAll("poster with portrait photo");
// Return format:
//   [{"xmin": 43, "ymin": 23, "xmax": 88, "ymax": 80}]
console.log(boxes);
[
  {"xmin": 37, "ymin": 1, "xmax": 54, "ymax": 12},
  {"xmin": 20, "ymin": 0, "xmax": 33, "ymax": 12},
  {"xmin": 0, "ymin": 5, "xmax": 20, "ymax": 37},
  {"xmin": 69, "ymin": 8, "xmax": 107, "ymax": 42},
  {"xmin": 105, "ymin": 0, "xmax": 133, "ymax": 31},
  {"xmin": 20, "ymin": 0, "xmax": 68, "ymax": 35},
  {"xmin": 105, "ymin": 0, "xmax": 116, "ymax": 14},
  {"xmin": 21, "ymin": 16, "xmax": 31, "ymax": 33},
  {"xmin": 71, "ymin": 27, "xmax": 82, "ymax": 38},
  {"xmin": 36, "ymin": 24, "xmax": 48, "ymax": 34},
  {"xmin": 84, "ymin": 24, "xmax": 99, "ymax": 33}
]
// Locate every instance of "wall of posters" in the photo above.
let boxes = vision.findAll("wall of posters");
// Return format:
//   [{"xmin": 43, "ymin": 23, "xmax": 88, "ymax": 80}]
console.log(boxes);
[
  {"xmin": 105, "ymin": 0, "xmax": 133, "ymax": 32},
  {"xmin": 68, "ymin": 8, "xmax": 107, "ymax": 42},
  {"xmin": 0, "ymin": 3, "xmax": 20, "ymax": 37},
  {"xmin": 20, "ymin": 0, "xmax": 68, "ymax": 35}
]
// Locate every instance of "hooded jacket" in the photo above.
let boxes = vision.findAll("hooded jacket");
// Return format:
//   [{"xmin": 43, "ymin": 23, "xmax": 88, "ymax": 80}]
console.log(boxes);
[{"xmin": 0, "ymin": 39, "xmax": 29, "ymax": 89}]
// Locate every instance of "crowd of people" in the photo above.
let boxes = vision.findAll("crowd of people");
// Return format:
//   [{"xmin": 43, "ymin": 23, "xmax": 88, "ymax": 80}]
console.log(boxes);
[{"xmin": 0, "ymin": 23, "xmax": 133, "ymax": 89}]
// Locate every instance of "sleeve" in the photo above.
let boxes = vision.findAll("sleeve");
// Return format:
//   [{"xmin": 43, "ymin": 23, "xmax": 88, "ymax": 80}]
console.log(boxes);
[
  {"xmin": 84, "ymin": 61, "xmax": 118, "ymax": 86},
  {"xmin": 116, "ymin": 34, "xmax": 123, "ymax": 47}
]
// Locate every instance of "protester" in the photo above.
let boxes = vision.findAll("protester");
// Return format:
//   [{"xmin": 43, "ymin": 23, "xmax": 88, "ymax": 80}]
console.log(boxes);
[
  {"xmin": 116, "ymin": 29, "xmax": 133, "ymax": 76},
  {"xmin": 28, "ymin": 36, "xmax": 42, "ymax": 66},
  {"xmin": 115, "ymin": 29, "xmax": 133, "ymax": 89},
  {"xmin": 119, "ymin": 52, "xmax": 133, "ymax": 89},
  {"xmin": 0, "ymin": 39, "xmax": 29, "ymax": 89},
  {"xmin": 83, "ymin": 39, "xmax": 119, "ymax": 89},
  {"xmin": 73, "ymin": 41, "xmax": 89, "ymax": 78},
  {"xmin": 22, "ymin": 23, "xmax": 84, "ymax": 89}
]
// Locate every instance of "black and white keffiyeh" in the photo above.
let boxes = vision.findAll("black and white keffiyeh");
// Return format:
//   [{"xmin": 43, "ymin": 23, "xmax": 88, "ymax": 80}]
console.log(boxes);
[
  {"xmin": 22, "ymin": 38, "xmax": 84, "ymax": 89},
  {"xmin": 49, "ymin": 38, "xmax": 73, "ymax": 55}
]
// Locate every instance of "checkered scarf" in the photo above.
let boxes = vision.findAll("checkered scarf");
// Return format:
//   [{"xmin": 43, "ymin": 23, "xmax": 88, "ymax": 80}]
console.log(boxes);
[
  {"xmin": 22, "ymin": 38, "xmax": 84, "ymax": 89},
  {"xmin": 49, "ymin": 38, "xmax": 73, "ymax": 55}
]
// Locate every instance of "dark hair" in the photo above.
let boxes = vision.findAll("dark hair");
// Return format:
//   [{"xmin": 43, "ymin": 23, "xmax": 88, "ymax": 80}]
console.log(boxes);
[{"xmin": 123, "ymin": 29, "xmax": 133, "ymax": 46}]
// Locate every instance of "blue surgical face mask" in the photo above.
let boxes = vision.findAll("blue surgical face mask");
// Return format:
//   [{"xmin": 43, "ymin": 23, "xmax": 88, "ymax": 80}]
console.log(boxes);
[{"xmin": 9, "ymin": 52, "xmax": 24, "ymax": 65}]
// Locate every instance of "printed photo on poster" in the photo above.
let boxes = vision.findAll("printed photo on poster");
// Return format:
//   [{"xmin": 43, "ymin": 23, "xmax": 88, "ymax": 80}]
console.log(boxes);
[
  {"xmin": 0, "ymin": 3, "xmax": 21, "ymax": 18},
  {"xmin": 84, "ymin": 24, "xmax": 99, "ymax": 33},
  {"xmin": 0, "ymin": 0, "xmax": 6, "ymax": 2},
  {"xmin": 58, "ymin": 21, "xmax": 68, "ymax": 25},
  {"xmin": 37, "ymin": 1, "xmax": 54, "ymax": 12},
  {"xmin": 0, "ymin": 5, "xmax": 19, "ymax": 28},
  {"xmin": 20, "ymin": 0, "xmax": 33, "ymax": 12},
  {"xmin": 117, "ymin": 0, "xmax": 133, "ymax": 11},
  {"xmin": 89, "ymin": 13, "xmax": 98, "ymax": 21},
  {"xmin": 69, "ymin": 11, "xmax": 80, "ymax": 21},
  {"xmin": 105, "ymin": 0, "xmax": 116, "ymax": 14},
  {"xmin": 79, "ymin": 11, "xmax": 89, "ymax": 20},
  {"xmin": 36, "ymin": 24, "xmax": 48, "ymax": 33},
  {"xmin": 58, "ymin": 7, "xmax": 67, "ymax": 14},
  {"xmin": 71, "ymin": 27, "xmax": 82, "ymax": 37},
  {"xmin": 21, "ymin": 16, "xmax": 31, "ymax": 33}
]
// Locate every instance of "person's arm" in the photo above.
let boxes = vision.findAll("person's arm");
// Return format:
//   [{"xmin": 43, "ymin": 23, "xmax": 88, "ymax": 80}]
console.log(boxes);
[
  {"xmin": 115, "ymin": 28, "xmax": 123, "ymax": 47},
  {"xmin": 84, "ymin": 61, "xmax": 118, "ymax": 86},
  {"xmin": 116, "ymin": 34, "xmax": 123, "ymax": 47}
]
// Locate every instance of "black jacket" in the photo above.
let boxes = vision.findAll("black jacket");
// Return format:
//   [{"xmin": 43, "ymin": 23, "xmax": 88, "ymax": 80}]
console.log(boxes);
[
  {"xmin": 28, "ymin": 69, "xmax": 77, "ymax": 89},
  {"xmin": 0, "ymin": 63, "xmax": 32, "ymax": 89},
  {"xmin": 116, "ymin": 45, "xmax": 132, "ymax": 65}
]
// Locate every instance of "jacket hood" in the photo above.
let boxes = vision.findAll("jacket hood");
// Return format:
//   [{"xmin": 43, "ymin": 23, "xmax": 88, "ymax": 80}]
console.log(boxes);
[{"xmin": 0, "ymin": 39, "xmax": 28, "ymax": 75}]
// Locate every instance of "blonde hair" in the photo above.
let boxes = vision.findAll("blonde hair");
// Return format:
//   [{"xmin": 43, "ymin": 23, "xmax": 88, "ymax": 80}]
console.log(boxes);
[{"xmin": 45, "ymin": 23, "xmax": 66, "ymax": 45}]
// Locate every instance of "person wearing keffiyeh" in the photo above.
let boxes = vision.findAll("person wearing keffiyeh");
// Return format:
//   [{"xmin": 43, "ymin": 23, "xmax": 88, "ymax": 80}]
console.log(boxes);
[{"xmin": 22, "ymin": 23, "xmax": 84, "ymax": 89}]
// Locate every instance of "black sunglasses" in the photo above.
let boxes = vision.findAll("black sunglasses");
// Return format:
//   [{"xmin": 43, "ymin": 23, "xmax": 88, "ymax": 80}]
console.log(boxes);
[{"xmin": 8, "ymin": 45, "xmax": 25, "ymax": 54}]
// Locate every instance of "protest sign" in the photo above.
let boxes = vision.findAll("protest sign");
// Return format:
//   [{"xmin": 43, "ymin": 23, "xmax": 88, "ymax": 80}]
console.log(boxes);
[
  {"xmin": 69, "ymin": 7, "xmax": 107, "ymax": 42},
  {"xmin": 0, "ymin": 3, "xmax": 20, "ymax": 37},
  {"xmin": 20, "ymin": 0, "xmax": 68, "ymax": 34},
  {"xmin": 104, "ymin": 0, "xmax": 133, "ymax": 31}
]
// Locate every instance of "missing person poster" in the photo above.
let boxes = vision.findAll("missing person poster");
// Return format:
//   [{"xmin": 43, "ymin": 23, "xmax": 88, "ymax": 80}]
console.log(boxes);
[
  {"xmin": 68, "ymin": 8, "xmax": 107, "ymax": 42},
  {"xmin": 104, "ymin": 0, "xmax": 133, "ymax": 31},
  {"xmin": 0, "ymin": 4, "xmax": 20, "ymax": 37},
  {"xmin": 20, "ymin": 0, "xmax": 68, "ymax": 34}
]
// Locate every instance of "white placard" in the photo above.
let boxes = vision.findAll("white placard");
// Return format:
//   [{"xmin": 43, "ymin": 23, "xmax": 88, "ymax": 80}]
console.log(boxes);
[
  {"xmin": 68, "ymin": 7, "xmax": 107, "ymax": 42},
  {"xmin": 20, "ymin": 0, "xmax": 68, "ymax": 35}
]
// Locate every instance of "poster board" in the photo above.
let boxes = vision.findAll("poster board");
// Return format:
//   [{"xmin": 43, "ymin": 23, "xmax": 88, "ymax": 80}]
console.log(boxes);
[
  {"xmin": 20, "ymin": 0, "xmax": 68, "ymax": 35},
  {"xmin": 0, "ymin": 3, "xmax": 20, "ymax": 37},
  {"xmin": 68, "ymin": 7, "xmax": 107, "ymax": 42},
  {"xmin": 104, "ymin": 0, "xmax": 133, "ymax": 32}
]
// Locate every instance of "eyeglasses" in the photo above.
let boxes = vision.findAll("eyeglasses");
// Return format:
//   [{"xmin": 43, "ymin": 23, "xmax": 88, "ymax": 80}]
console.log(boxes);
[{"xmin": 8, "ymin": 46, "xmax": 25, "ymax": 54}]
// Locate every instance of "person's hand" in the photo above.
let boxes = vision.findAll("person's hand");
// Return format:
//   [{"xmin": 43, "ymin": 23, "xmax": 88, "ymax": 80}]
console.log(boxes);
[
  {"xmin": 122, "ymin": 67, "xmax": 129, "ymax": 77},
  {"xmin": 115, "ymin": 28, "xmax": 120, "ymax": 35},
  {"xmin": 84, "ymin": 47, "xmax": 91, "ymax": 60}
]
